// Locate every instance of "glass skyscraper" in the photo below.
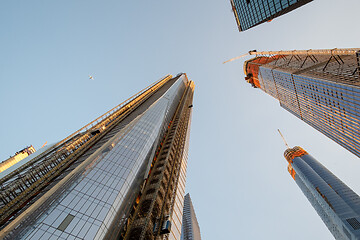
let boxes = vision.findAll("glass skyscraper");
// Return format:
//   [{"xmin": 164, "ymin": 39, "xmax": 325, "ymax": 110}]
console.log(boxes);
[
  {"xmin": 284, "ymin": 146, "xmax": 360, "ymax": 240},
  {"xmin": 181, "ymin": 193, "xmax": 201, "ymax": 240},
  {"xmin": 230, "ymin": 0, "xmax": 313, "ymax": 31},
  {"xmin": 0, "ymin": 73, "xmax": 194, "ymax": 240},
  {"xmin": 244, "ymin": 48, "xmax": 360, "ymax": 158},
  {"xmin": 0, "ymin": 145, "xmax": 36, "ymax": 173}
]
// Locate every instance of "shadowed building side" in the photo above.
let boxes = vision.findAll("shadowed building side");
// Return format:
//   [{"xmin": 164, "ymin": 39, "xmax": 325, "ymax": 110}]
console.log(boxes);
[
  {"xmin": 181, "ymin": 193, "xmax": 201, "ymax": 240},
  {"xmin": 230, "ymin": 0, "xmax": 313, "ymax": 32},
  {"xmin": 284, "ymin": 146, "xmax": 360, "ymax": 240}
]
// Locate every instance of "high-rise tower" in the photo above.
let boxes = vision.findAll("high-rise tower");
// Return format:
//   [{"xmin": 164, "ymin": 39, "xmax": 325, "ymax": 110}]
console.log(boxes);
[
  {"xmin": 230, "ymin": 0, "xmax": 313, "ymax": 31},
  {"xmin": 244, "ymin": 48, "xmax": 360, "ymax": 158},
  {"xmin": 181, "ymin": 193, "xmax": 201, "ymax": 240},
  {"xmin": 0, "ymin": 73, "xmax": 194, "ymax": 240},
  {"xmin": 284, "ymin": 146, "xmax": 360, "ymax": 239},
  {"xmin": 0, "ymin": 146, "xmax": 36, "ymax": 173}
]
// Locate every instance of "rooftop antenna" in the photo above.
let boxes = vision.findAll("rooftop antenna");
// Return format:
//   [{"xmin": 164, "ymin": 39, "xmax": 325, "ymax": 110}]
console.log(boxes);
[{"xmin": 277, "ymin": 129, "xmax": 289, "ymax": 149}]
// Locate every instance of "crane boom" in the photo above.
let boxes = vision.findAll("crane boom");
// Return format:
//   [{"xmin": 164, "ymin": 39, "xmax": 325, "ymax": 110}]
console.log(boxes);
[
  {"xmin": 223, "ymin": 48, "xmax": 360, "ymax": 64},
  {"xmin": 223, "ymin": 53, "xmax": 249, "ymax": 64},
  {"xmin": 278, "ymin": 129, "xmax": 289, "ymax": 149}
]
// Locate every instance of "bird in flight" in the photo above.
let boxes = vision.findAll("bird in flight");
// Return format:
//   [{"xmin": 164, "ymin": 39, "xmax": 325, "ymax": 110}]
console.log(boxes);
[{"xmin": 89, "ymin": 75, "xmax": 94, "ymax": 80}]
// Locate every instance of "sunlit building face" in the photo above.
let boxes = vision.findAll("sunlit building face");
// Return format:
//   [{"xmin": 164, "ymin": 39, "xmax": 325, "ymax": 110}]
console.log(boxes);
[
  {"xmin": 0, "ymin": 74, "xmax": 195, "ymax": 240},
  {"xmin": 244, "ymin": 49, "xmax": 360, "ymax": 158}
]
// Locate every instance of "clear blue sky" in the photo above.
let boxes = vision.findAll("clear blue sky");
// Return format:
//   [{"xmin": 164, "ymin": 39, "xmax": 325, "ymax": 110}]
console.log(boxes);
[{"xmin": 1, "ymin": 0, "xmax": 360, "ymax": 239}]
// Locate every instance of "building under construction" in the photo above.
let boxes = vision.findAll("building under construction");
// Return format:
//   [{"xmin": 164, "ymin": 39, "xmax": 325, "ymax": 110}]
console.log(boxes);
[
  {"xmin": 0, "ymin": 73, "xmax": 194, "ymax": 240},
  {"xmin": 244, "ymin": 48, "xmax": 360, "ymax": 158},
  {"xmin": 284, "ymin": 146, "xmax": 360, "ymax": 239}
]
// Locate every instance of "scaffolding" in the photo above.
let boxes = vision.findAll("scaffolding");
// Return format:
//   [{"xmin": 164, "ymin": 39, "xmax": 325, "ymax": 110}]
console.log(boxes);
[
  {"xmin": 244, "ymin": 48, "xmax": 360, "ymax": 86},
  {"xmin": 250, "ymin": 48, "xmax": 360, "ymax": 56},
  {"xmin": 123, "ymin": 81, "xmax": 194, "ymax": 240}
]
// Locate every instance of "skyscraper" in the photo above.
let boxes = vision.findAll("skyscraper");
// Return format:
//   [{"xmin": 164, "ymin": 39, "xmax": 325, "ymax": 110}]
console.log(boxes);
[
  {"xmin": 0, "ymin": 145, "xmax": 36, "ymax": 173},
  {"xmin": 230, "ymin": 0, "xmax": 312, "ymax": 31},
  {"xmin": 181, "ymin": 193, "xmax": 201, "ymax": 240},
  {"xmin": 284, "ymin": 146, "xmax": 360, "ymax": 239},
  {"xmin": 0, "ymin": 73, "xmax": 194, "ymax": 240},
  {"xmin": 244, "ymin": 48, "xmax": 360, "ymax": 158}
]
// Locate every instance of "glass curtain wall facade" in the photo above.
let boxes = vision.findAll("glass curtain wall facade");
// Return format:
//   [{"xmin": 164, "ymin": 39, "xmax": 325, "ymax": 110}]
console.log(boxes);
[
  {"xmin": 181, "ymin": 193, "xmax": 201, "ymax": 240},
  {"xmin": 284, "ymin": 146, "xmax": 360, "ymax": 240},
  {"xmin": 0, "ymin": 73, "xmax": 195, "ymax": 240},
  {"xmin": 123, "ymin": 78, "xmax": 194, "ymax": 240},
  {"xmin": 244, "ymin": 49, "xmax": 360, "ymax": 158},
  {"xmin": 230, "ymin": 0, "xmax": 312, "ymax": 31}
]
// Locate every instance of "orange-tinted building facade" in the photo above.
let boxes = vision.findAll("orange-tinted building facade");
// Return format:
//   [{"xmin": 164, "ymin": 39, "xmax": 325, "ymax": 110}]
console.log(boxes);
[
  {"xmin": 244, "ymin": 51, "xmax": 360, "ymax": 158},
  {"xmin": 283, "ymin": 146, "xmax": 360, "ymax": 239}
]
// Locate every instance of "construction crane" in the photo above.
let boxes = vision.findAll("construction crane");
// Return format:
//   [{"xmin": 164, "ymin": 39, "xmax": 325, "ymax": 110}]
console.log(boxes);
[
  {"xmin": 223, "ymin": 50, "xmax": 257, "ymax": 64},
  {"xmin": 223, "ymin": 48, "xmax": 360, "ymax": 64},
  {"xmin": 222, "ymin": 53, "xmax": 251, "ymax": 64},
  {"xmin": 40, "ymin": 141, "xmax": 47, "ymax": 148}
]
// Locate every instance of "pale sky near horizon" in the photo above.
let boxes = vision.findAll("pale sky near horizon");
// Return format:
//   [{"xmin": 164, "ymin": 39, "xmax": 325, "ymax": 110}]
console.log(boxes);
[{"xmin": 1, "ymin": 1, "xmax": 360, "ymax": 239}]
